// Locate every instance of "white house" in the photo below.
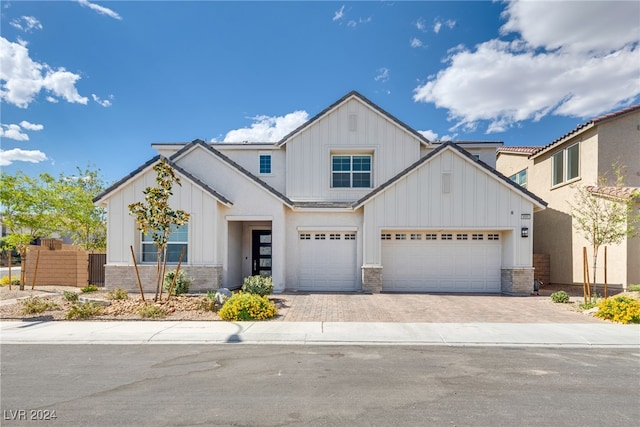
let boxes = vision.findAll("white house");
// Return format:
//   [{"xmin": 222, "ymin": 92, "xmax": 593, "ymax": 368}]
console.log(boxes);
[{"xmin": 95, "ymin": 91, "xmax": 547, "ymax": 295}]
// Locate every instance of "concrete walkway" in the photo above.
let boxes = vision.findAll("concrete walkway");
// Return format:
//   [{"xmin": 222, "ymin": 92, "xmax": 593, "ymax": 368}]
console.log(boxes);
[{"xmin": 1, "ymin": 320, "xmax": 638, "ymax": 348}]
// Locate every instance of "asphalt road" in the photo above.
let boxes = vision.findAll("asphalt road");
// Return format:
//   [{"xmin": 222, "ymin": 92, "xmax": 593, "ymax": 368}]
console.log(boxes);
[{"xmin": 1, "ymin": 344, "xmax": 638, "ymax": 426}]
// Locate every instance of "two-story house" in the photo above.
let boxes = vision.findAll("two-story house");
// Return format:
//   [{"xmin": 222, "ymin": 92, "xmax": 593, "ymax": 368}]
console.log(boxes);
[
  {"xmin": 95, "ymin": 91, "xmax": 546, "ymax": 295},
  {"xmin": 497, "ymin": 104, "xmax": 640, "ymax": 289}
]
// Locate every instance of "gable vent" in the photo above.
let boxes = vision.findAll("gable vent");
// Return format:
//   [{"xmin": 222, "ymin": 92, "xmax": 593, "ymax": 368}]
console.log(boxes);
[{"xmin": 349, "ymin": 114, "xmax": 357, "ymax": 131}]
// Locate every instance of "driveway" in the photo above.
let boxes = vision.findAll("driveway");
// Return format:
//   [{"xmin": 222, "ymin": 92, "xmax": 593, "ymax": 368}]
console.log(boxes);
[{"xmin": 273, "ymin": 291, "xmax": 606, "ymax": 323}]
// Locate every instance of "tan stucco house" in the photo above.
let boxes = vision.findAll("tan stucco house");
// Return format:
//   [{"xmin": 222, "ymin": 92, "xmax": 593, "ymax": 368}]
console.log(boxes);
[
  {"xmin": 497, "ymin": 104, "xmax": 640, "ymax": 289},
  {"xmin": 95, "ymin": 91, "xmax": 546, "ymax": 295}
]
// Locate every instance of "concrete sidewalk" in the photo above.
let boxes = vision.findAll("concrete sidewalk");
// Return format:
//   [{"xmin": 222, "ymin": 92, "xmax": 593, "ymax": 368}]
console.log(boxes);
[{"xmin": 1, "ymin": 320, "xmax": 638, "ymax": 347}]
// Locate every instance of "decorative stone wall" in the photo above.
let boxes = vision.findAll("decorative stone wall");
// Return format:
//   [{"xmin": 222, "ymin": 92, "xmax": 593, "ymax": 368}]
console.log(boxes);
[
  {"xmin": 361, "ymin": 265, "xmax": 383, "ymax": 293},
  {"xmin": 105, "ymin": 265, "xmax": 223, "ymax": 293},
  {"xmin": 533, "ymin": 253, "xmax": 550, "ymax": 285},
  {"xmin": 501, "ymin": 267, "xmax": 534, "ymax": 296}
]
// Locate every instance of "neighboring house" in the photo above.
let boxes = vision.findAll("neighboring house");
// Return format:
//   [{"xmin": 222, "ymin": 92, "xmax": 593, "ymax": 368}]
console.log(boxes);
[
  {"xmin": 497, "ymin": 104, "xmax": 640, "ymax": 289},
  {"xmin": 95, "ymin": 91, "xmax": 546, "ymax": 295}
]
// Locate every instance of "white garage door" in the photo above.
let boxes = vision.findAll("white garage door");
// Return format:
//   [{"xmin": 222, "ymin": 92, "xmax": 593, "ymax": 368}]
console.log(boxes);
[
  {"xmin": 382, "ymin": 231, "xmax": 501, "ymax": 293},
  {"xmin": 298, "ymin": 232, "xmax": 357, "ymax": 291}
]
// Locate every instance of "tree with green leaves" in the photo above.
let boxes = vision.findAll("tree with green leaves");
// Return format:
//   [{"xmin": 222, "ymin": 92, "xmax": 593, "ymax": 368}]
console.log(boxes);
[
  {"xmin": 59, "ymin": 165, "xmax": 107, "ymax": 252},
  {"xmin": 128, "ymin": 158, "xmax": 190, "ymax": 301},
  {"xmin": 570, "ymin": 164, "xmax": 640, "ymax": 299},
  {"xmin": 0, "ymin": 171, "xmax": 66, "ymax": 289}
]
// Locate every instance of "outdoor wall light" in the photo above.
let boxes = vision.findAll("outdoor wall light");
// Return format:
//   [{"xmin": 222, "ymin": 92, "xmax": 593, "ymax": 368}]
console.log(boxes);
[{"xmin": 521, "ymin": 227, "xmax": 529, "ymax": 238}]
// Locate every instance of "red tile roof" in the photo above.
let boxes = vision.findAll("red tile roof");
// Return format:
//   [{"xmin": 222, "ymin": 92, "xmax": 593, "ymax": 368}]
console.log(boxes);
[
  {"xmin": 497, "ymin": 146, "xmax": 540, "ymax": 155},
  {"xmin": 586, "ymin": 186, "xmax": 640, "ymax": 201}
]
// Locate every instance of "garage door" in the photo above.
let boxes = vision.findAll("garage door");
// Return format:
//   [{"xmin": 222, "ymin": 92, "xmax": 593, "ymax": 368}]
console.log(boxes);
[
  {"xmin": 298, "ymin": 232, "xmax": 357, "ymax": 291},
  {"xmin": 382, "ymin": 231, "xmax": 501, "ymax": 293}
]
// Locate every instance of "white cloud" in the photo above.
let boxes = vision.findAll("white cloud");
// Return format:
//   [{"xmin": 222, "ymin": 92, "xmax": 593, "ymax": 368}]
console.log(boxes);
[
  {"xmin": 410, "ymin": 38, "xmax": 424, "ymax": 48},
  {"xmin": 217, "ymin": 111, "xmax": 309, "ymax": 143},
  {"xmin": 418, "ymin": 130, "xmax": 438, "ymax": 141},
  {"xmin": 413, "ymin": 0, "xmax": 640, "ymax": 133},
  {"xmin": 76, "ymin": 0, "xmax": 122, "ymax": 20},
  {"xmin": 92, "ymin": 93, "xmax": 113, "ymax": 107},
  {"xmin": 46, "ymin": 96, "xmax": 59, "ymax": 103},
  {"xmin": 0, "ymin": 120, "xmax": 44, "ymax": 141},
  {"xmin": 333, "ymin": 5, "xmax": 345, "ymax": 22},
  {"xmin": 0, "ymin": 148, "xmax": 47, "ymax": 166},
  {"xmin": 19, "ymin": 120, "xmax": 43, "ymax": 131},
  {"xmin": 0, "ymin": 36, "xmax": 88, "ymax": 108},
  {"xmin": 347, "ymin": 16, "xmax": 372, "ymax": 28},
  {"xmin": 374, "ymin": 67, "xmax": 390, "ymax": 83},
  {"xmin": 0, "ymin": 124, "xmax": 29, "ymax": 141},
  {"xmin": 10, "ymin": 16, "xmax": 43, "ymax": 32},
  {"xmin": 415, "ymin": 18, "xmax": 427, "ymax": 32},
  {"xmin": 434, "ymin": 19, "xmax": 456, "ymax": 34}
]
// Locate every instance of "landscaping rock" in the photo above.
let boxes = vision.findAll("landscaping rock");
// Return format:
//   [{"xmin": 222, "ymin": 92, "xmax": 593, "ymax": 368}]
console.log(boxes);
[
  {"xmin": 78, "ymin": 296, "xmax": 111, "ymax": 306},
  {"xmin": 215, "ymin": 288, "xmax": 232, "ymax": 305}
]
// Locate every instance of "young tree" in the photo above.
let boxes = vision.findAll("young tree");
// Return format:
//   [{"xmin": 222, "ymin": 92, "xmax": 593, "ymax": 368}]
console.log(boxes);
[
  {"xmin": 570, "ymin": 165, "xmax": 640, "ymax": 298},
  {"xmin": 0, "ymin": 172, "xmax": 65, "ymax": 289},
  {"xmin": 59, "ymin": 165, "xmax": 107, "ymax": 252},
  {"xmin": 128, "ymin": 158, "xmax": 190, "ymax": 301}
]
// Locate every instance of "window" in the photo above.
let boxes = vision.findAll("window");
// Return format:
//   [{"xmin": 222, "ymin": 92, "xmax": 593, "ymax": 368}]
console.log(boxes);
[
  {"xmin": 509, "ymin": 169, "xmax": 527, "ymax": 188},
  {"xmin": 329, "ymin": 233, "xmax": 341, "ymax": 240},
  {"xmin": 259, "ymin": 154, "xmax": 271, "ymax": 174},
  {"xmin": 299, "ymin": 233, "xmax": 311, "ymax": 240},
  {"xmin": 344, "ymin": 233, "xmax": 356, "ymax": 240},
  {"xmin": 488, "ymin": 233, "xmax": 500, "ymax": 241},
  {"xmin": 425, "ymin": 233, "xmax": 437, "ymax": 240},
  {"xmin": 410, "ymin": 233, "xmax": 422, "ymax": 240},
  {"xmin": 441, "ymin": 233, "xmax": 452, "ymax": 240},
  {"xmin": 472, "ymin": 233, "xmax": 484, "ymax": 240},
  {"xmin": 395, "ymin": 233, "xmax": 407, "ymax": 240},
  {"xmin": 142, "ymin": 224, "xmax": 188, "ymax": 263},
  {"xmin": 314, "ymin": 233, "xmax": 326, "ymax": 240},
  {"xmin": 456, "ymin": 233, "xmax": 468, "ymax": 240},
  {"xmin": 332, "ymin": 155, "xmax": 371, "ymax": 188},
  {"xmin": 381, "ymin": 233, "xmax": 391, "ymax": 240},
  {"xmin": 552, "ymin": 143, "xmax": 580, "ymax": 186}
]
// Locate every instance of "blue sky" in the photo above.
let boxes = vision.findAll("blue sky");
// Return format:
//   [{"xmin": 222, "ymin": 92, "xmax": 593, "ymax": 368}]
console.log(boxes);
[{"xmin": 1, "ymin": 0, "xmax": 639, "ymax": 185}]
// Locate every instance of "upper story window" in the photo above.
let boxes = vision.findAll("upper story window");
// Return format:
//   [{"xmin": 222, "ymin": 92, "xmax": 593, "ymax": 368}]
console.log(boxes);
[
  {"xmin": 259, "ymin": 154, "xmax": 271, "ymax": 174},
  {"xmin": 552, "ymin": 143, "xmax": 579, "ymax": 186},
  {"xmin": 509, "ymin": 169, "xmax": 527, "ymax": 188},
  {"xmin": 142, "ymin": 224, "xmax": 188, "ymax": 263},
  {"xmin": 331, "ymin": 155, "xmax": 371, "ymax": 188}
]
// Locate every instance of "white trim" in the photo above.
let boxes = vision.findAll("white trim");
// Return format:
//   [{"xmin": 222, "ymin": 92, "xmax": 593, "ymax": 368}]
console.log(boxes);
[
  {"xmin": 297, "ymin": 226, "xmax": 358, "ymax": 232},
  {"xmin": 226, "ymin": 215, "xmax": 273, "ymax": 221}
]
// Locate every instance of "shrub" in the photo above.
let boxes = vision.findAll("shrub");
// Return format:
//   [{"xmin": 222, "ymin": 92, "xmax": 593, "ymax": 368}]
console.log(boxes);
[
  {"xmin": 550, "ymin": 290, "xmax": 570, "ymax": 303},
  {"xmin": 163, "ymin": 270, "xmax": 191, "ymax": 295},
  {"xmin": 21, "ymin": 297, "xmax": 61, "ymax": 314},
  {"xmin": 595, "ymin": 296, "xmax": 640, "ymax": 324},
  {"xmin": 628, "ymin": 284, "xmax": 640, "ymax": 292},
  {"xmin": 241, "ymin": 275, "xmax": 274, "ymax": 296},
  {"xmin": 81, "ymin": 284, "xmax": 99, "ymax": 293},
  {"xmin": 0, "ymin": 276, "xmax": 20, "ymax": 287},
  {"xmin": 218, "ymin": 292, "xmax": 277, "ymax": 321},
  {"xmin": 138, "ymin": 303, "xmax": 167, "ymax": 318},
  {"xmin": 65, "ymin": 302, "xmax": 103, "ymax": 319},
  {"xmin": 106, "ymin": 288, "xmax": 128, "ymax": 300},
  {"xmin": 198, "ymin": 297, "xmax": 216, "ymax": 312},
  {"xmin": 63, "ymin": 290, "xmax": 79, "ymax": 302}
]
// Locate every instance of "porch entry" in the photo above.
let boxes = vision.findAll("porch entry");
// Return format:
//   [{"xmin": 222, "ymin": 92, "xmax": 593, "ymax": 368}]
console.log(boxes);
[{"xmin": 252, "ymin": 230, "xmax": 272, "ymax": 277}]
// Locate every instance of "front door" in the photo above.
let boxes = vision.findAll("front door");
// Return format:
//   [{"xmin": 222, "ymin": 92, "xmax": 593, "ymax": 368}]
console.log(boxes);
[{"xmin": 251, "ymin": 230, "xmax": 272, "ymax": 277}]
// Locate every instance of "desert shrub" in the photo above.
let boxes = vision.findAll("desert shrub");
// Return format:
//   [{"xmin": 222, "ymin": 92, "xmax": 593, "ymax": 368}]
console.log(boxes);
[
  {"xmin": 65, "ymin": 302, "xmax": 103, "ymax": 319},
  {"xmin": 218, "ymin": 292, "xmax": 277, "ymax": 321},
  {"xmin": 595, "ymin": 296, "xmax": 640, "ymax": 324},
  {"xmin": 628, "ymin": 284, "xmax": 640, "ymax": 292},
  {"xmin": 550, "ymin": 290, "xmax": 570, "ymax": 303},
  {"xmin": 63, "ymin": 290, "xmax": 79, "ymax": 302},
  {"xmin": 163, "ymin": 270, "xmax": 191, "ymax": 295},
  {"xmin": 241, "ymin": 275, "xmax": 274, "ymax": 296},
  {"xmin": 81, "ymin": 284, "xmax": 99, "ymax": 293},
  {"xmin": 198, "ymin": 297, "xmax": 217, "ymax": 312},
  {"xmin": 0, "ymin": 276, "xmax": 20, "ymax": 287},
  {"xmin": 138, "ymin": 303, "xmax": 167, "ymax": 318},
  {"xmin": 106, "ymin": 288, "xmax": 128, "ymax": 300},
  {"xmin": 21, "ymin": 297, "xmax": 61, "ymax": 314}
]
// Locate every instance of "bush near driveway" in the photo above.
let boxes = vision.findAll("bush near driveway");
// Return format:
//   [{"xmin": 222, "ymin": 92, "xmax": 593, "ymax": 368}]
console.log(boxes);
[{"xmin": 218, "ymin": 292, "xmax": 277, "ymax": 321}]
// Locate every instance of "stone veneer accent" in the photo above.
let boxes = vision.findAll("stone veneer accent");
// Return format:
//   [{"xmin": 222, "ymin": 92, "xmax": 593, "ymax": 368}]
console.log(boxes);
[
  {"xmin": 501, "ymin": 267, "xmax": 534, "ymax": 296},
  {"xmin": 361, "ymin": 265, "xmax": 383, "ymax": 293},
  {"xmin": 105, "ymin": 265, "xmax": 223, "ymax": 293}
]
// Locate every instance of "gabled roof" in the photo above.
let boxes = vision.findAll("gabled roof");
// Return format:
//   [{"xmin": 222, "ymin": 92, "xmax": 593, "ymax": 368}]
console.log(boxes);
[
  {"xmin": 276, "ymin": 90, "xmax": 431, "ymax": 147},
  {"xmin": 531, "ymin": 103, "xmax": 640, "ymax": 159},
  {"xmin": 354, "ymin": 141, "xmax": 547, "ymax": 209},
  {"xmin": 170, "ymin": 140, "xmax": 294, "ymax": 207},
  {"xmin": 93, "ymin": 156, "xmax": 233, "ymax": 206}
]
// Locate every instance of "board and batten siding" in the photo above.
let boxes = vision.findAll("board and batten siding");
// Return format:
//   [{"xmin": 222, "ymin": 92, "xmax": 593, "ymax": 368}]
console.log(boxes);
[
  {"xmin": 105, "ymin": 166, "xmax": 221, "ymax": 265},
  {"xmin": 285, "ymin": 98, "xmax": 423, "ymax": 201},
  {"xmin": 362, "ymin": 148, "xmax": 535, "ymax": 267}
]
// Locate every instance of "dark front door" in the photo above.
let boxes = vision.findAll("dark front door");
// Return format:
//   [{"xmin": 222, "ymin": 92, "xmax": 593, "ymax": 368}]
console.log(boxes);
[{"xmin": 252, "ymin": 230, "xmax": 272, "ymax": 277}]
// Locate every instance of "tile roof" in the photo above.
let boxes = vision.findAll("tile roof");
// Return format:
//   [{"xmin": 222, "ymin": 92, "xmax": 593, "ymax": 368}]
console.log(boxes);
[
  {"xmin": 586, "ymin": 186, "xmax": 640, "ymax": 201},
  {"xmin": 497, "ymin": 146, "xmax": 540, "ymax": 155}
]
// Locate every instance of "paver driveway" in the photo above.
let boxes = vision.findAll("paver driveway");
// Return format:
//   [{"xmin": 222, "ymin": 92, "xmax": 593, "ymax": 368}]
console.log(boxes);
[{"xmin": 273, "ymin": 292, "xmax": 607, "ymax": 323}]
